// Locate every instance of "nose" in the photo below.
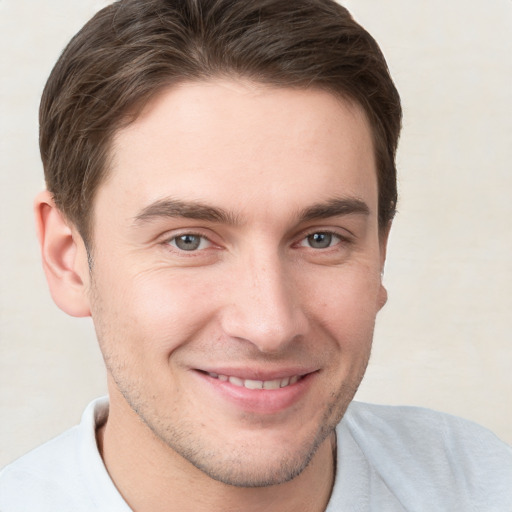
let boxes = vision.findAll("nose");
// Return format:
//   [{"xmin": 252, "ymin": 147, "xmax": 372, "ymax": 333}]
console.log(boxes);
[{"xmin": 219, "ymin": 251, "xmax": 308, "ymax": 354}]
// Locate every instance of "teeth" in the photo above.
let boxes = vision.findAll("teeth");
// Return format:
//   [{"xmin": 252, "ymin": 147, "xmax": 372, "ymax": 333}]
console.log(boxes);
[
  {"xmin": 244, "ymin": 379, "xmax": 263, "ymax": 390},
  {"xmin": 208, "ymin": 372, "xmax": 301, "ymax": 390},
  {"xmin": 229, "ymin": 376, "xmax": 244, "ymax": 387},
  {"xmin": 263, "ymin": 379, "xmax": 281, "ymax": 390}
]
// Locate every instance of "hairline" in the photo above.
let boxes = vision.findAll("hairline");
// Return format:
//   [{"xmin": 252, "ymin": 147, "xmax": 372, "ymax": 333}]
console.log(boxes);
[{"xmin": 75, "ymin": 76, "xmax": 389, "ymax": 251}]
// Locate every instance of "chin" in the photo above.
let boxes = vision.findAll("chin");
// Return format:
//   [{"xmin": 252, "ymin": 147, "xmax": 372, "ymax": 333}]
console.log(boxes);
[
  {"xmin": 152, "ymin": 404, "xmax": 341, "ymax": 488},
  {"xmin": 178, "ymin": 432, "xmax": 326, "ymax": 488}
]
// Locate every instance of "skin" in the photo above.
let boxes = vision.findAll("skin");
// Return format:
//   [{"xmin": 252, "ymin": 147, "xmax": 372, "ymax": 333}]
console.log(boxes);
[{"xmin": 37, "ymin": 80, "xmax": 389, "ymax": 512}]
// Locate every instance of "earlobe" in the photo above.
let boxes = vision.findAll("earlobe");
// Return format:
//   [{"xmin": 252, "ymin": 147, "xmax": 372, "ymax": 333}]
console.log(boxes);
[
  {"xmin": 377, "ymin": 283, "xmax": 388, "ymax": 310},
  {"xmin": 34, "ymin": 190, "xmax": 91, "ymax": 317},
  {"xmin": 377, "ymin": 221, "xmax": 392, "ymax": 311}
]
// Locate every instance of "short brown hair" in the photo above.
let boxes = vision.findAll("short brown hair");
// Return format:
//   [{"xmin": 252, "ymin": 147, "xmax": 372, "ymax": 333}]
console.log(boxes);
[{"xmin": 40, "ymin": 0, "xmax": 401, "ymax": 244}]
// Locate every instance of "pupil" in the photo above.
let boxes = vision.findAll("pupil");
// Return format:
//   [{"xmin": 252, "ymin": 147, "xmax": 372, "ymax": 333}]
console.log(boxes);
[
  {"xmin": 308, "ymin": 233, "xmax": 331, "ymax": 249},
  {"xmin": 176, "ymin": 235, "xmax": 200, "ymax": 251}
]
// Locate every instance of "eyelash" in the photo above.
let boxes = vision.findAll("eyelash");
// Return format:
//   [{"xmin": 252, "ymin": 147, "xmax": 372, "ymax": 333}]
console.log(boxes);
[
  {"xmin": 165, "ymin": 232, "xmax": 213, "ymax": 252},
  {"xmin": 163, "ymin": 229, "xmax": 351, "ymax": 254},
  {"xmin": 305, "ymin": 227, "xmax": 356, "ymax": 250},
  {"xmin": 298, "ymin": 230, "xmax": 347, "ymax": 250}
]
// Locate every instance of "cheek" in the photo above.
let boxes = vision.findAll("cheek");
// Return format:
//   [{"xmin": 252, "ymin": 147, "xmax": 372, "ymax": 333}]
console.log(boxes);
[
  {"xmin": 302, "ymin": 264, "xmax": 382, "ymax": 347},
  {"xmin": 92, "ymin": 266, "xmax": 220, "ymax": 357}
]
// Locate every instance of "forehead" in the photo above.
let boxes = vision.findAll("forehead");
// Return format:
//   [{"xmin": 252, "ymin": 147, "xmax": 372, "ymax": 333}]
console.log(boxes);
[{"xmin": 98, "ymin": 80, "xmax": 377, "ymax": 225}]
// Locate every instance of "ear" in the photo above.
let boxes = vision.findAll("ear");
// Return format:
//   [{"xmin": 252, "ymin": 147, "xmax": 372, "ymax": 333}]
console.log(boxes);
[
  {"xmin": 34, "ymin": 190, "xmax": 91, "ymax": 317},
  {"xmin": 377, "ymin": 221, "xmax": 392, "ymax": 310}
]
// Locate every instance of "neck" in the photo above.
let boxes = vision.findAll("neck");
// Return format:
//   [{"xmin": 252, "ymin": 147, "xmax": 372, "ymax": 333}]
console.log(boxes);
[{"xmin": 97, "ymin": 396, "xmax": 336, "ymax": 512}]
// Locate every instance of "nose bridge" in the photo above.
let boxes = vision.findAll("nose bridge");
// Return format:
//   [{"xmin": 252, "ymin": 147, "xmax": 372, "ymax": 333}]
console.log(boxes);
[{"xmin": 221, "ymin": 246, "xmax": 306, "ymax": 352}]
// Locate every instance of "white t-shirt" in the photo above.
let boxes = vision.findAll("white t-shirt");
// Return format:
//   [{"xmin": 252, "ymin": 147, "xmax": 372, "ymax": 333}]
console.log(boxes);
[{"xmin": 1, "ymin": 398, "xmax": 511, "ymax": 511}]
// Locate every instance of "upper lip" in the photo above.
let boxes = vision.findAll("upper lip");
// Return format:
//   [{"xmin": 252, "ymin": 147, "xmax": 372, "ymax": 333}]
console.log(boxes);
[{"xmin": 194, "ymin": 367, "xmax": 318, "ymax": 381}]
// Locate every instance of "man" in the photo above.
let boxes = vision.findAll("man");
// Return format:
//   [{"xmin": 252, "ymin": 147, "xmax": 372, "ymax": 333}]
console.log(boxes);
[{"xmin": 0, "ymin": 0, "xmax": 510, "ymax": 510}]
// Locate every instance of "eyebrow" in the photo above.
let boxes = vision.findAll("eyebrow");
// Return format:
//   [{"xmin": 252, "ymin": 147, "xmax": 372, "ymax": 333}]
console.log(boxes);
[
  {"xmin": 133, "ymin": 196, "xmax": 369, "ymax": 226},
  {"xmin": 133, "ymin": 198, "xmax": 240, "ymax": 225},
  {"xmin": 298, "ymin": 197, "xmax": 370, "ymax": 222}
]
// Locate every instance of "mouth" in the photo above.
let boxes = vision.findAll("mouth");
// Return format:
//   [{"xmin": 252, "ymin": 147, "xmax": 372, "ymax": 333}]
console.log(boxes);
[
  {"xmin": 205, "ymin": 371, "xmax": 302, "ymax": 390},
  {"xmin": 193, "ymin": 367, "xmax": 316, "ymax": 414}
]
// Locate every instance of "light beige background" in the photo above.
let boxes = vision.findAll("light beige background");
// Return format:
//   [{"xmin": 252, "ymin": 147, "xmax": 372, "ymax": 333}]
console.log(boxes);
[{"xmin": 1, "ymin": 0, "xmax": 511, "ymax": 467}]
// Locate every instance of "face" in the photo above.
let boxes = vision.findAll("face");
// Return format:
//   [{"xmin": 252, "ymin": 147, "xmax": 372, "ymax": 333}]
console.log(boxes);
[{"xmin": 86, "ymin": 80, "xmax": 387, "ymax": 486}]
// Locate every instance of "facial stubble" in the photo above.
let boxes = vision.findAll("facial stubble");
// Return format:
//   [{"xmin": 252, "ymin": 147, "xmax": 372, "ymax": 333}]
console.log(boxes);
[{"xmin": 89, "ymin": 271, "xmax": 373, "ymax": 488}]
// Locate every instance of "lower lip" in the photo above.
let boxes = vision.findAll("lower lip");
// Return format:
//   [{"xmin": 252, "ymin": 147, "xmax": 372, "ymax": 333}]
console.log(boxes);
[{"xmin": 193, "ymin": 371, "xmax": 316, "ymax": 415}]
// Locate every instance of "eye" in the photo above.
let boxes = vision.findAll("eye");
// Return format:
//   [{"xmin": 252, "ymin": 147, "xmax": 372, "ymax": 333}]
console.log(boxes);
[
  {"xmin": 300, "ymin": 232, "xmax": 341, "ymax": 249},
  {"xmin": 168, "ymin": 234, "xmax": 211, "ymax": 251}
]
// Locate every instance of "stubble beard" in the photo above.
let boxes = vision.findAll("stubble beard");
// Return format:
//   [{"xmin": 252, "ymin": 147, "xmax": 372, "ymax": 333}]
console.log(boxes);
[
  {"xmin": 90, "ymin": 276, "xmax": 372, "ymax": 488},
  {"xmin": 160, "ymin": 381, "xmax": 359, "ymax": 488},
  {"xmin": 106, "ymin": 358, "xmax": 366, "ymax": 488}
]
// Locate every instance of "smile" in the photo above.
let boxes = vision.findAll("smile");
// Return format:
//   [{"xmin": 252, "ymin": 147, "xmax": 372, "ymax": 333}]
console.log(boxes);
[
  {"xmin": 195, "ymin": 369, "xmax": 316, "ymax": 414},
  {"xmin": 207, "ymin": 372, "xmax": 301, "ymax": 390}
]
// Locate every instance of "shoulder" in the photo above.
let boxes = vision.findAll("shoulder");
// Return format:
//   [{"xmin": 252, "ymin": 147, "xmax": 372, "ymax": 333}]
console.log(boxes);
[
  {"xmin": 345, "ymin": 400, "xmax": 510, "ymax": 443},
  {"xmin": 0, "ymin": 397, "xmax": 127, "ymax": 512},
  {"xmin": 0, "ymin": 425, "xmax": 88, "ymax": 510},
  {"xmin": 335, "ymin": 401, "xmax": 512, "ymax": 510},
  {"xmin": 344, "ymin": 401, "xmax": 512, "ymax": 456}
]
